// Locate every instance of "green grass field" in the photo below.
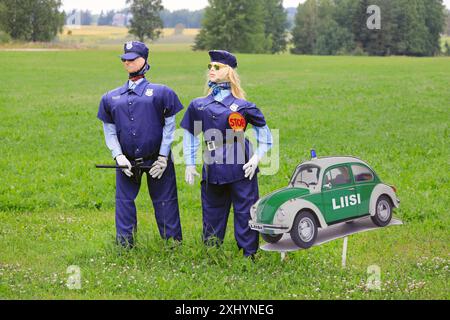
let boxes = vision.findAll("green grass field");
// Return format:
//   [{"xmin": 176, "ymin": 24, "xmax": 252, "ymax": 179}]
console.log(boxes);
[{"xmin": 0, "ymin": 47, "xmax": 449, "ymax": 299}]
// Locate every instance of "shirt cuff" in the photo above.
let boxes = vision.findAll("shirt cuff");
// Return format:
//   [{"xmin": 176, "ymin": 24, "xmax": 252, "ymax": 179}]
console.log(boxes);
[{"xmin": 253, "ymin": 125, "xmax": 273, "ymax": 159}]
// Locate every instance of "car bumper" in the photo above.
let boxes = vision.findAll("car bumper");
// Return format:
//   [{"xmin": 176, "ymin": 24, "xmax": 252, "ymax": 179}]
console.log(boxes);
[
  {"xmin": 394, "ymin": 197, "xmax": 400, "ymax": 208},
  {"xmin": 249, "ymin": 220, "xmax": 289, "ymax": 235}
]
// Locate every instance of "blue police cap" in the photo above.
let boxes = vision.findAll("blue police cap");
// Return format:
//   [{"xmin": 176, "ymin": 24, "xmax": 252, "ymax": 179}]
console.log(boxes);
[
  {"xmin": 121, "ymin": 41, "xmax": 149, "ymax": 61},
  {"xmin": 209, "ymin": 50, "xmax": 238, "ymax": 68}
]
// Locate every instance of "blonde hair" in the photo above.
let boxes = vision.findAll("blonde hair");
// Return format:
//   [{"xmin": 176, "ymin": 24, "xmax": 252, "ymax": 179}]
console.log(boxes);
[{"xmin": 204, "ymin": 66, "xmax": 246, "ymax": 100}]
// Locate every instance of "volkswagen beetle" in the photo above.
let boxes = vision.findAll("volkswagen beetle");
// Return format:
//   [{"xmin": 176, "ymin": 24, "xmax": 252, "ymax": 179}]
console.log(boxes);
[{"xmin": 249, "ymin": 153, "xmax": 400, "ymax": 248}]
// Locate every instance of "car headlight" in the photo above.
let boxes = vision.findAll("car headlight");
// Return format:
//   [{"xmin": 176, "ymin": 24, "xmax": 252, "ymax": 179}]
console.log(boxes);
[
  {"xmin": 250, "ymin": 205, "xmax": 257, "ymax": 220},
  {"xmin": 276, "ymin": 208, "xmax": 286, "ymax": 222}
]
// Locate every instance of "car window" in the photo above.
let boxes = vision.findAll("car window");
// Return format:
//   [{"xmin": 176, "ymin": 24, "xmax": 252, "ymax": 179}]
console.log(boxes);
[
  {"xmin": 352, "ymin": 164, "xmax": 374, "ymax": 183},
  {"xmin": 323, "ymin": 166, "xmax": 351, "ymax": 187},
  {"xmin": 292, "ymin": 166, "xmax": 320, "ymax": 187}
]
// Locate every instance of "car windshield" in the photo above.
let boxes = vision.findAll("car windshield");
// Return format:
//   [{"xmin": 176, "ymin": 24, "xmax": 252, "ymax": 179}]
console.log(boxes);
[{"xmin": 290, "ymin": 165, "xmax": 321, "ymax": 187}]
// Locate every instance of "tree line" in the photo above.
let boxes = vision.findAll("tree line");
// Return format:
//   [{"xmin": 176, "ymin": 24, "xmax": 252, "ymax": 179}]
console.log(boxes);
[
  {"xmin": 195, "ymin": 0, "xmax": 447, "ymax": 56},
  {"xmin": 0, "ymin": 0, "xmax": 448, "ymax": 56},
  {"xmin": 291, "ymin": 0, "xmax": 447, "ymax": 56},
  {"xmin": 0, "ymin": 0, "xmax": 64, "ymax": 42}
]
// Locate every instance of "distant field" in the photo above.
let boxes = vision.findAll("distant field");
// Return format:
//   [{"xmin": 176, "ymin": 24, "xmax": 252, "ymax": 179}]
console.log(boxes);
[
  {"xmin": 0, "ymin": 26, "xmax": 200, "ymax": 50},
  {"xmin": 0, "ymin": 47, "xmax": 449, "ymax": 299},
  {"xmin": 57, "ymin": 26, "xmax": 199, "ymax": 48}
]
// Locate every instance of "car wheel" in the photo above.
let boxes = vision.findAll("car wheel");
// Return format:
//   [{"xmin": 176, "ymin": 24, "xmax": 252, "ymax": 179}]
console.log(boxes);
[
  {"xmin": 371, "ymin": 195, "xmax": 393, "ymax": 227},
  {"xmin": 261, "ymin": 233, "xmax": 283, "ymax": 244},
  {"xmin": 290, "ymin": 211, "xmax": 318, "ymax": 249}
]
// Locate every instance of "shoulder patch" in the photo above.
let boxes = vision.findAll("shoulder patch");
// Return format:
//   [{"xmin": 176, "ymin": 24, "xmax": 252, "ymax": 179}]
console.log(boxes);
[{"xmin": 230, "ymin": 103, "xmax": 239, "ymax": 112}]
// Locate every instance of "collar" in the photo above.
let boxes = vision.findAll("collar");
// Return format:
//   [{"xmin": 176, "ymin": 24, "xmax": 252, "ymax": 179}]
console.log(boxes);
[
  {"xmin": 119, "ymin": 78, "xmax": 148, "ymax": 96},
  {"xmin": 214, "ymin": 89, "xmax": 231, "ymax": 102},
  {"xmin": 128, "ymin": 78, "xmax": 145, "ymax": 89},
  {"xmin": 204, "ymin": 93, "xmax": 236, "ymax": 108}
]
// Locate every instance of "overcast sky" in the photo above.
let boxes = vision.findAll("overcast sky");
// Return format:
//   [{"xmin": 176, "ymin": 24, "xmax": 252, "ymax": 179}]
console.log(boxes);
[{"xmin": 62, "ymin": 0, "xmax": 450, "ymax": 14}]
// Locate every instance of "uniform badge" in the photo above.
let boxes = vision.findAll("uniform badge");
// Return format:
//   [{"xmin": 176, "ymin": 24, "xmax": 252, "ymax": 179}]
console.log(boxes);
[
  {"xmin": 126, "ymin": 42, "xmax": 133, "ymax": 50},
  {"xmin": 228, "ymin": 112, "xmax": 246, "ymax": 132},
  {"xmin": 145, "ymin": 89, "xmax": 154, "ymax": 97},
  {"xmin": 112, "ymin": 96, "xmax": 121, "ymax": 100},
  {"xmin": 230, "ymin": 103, "xmax": 239, "ymax": 112}
]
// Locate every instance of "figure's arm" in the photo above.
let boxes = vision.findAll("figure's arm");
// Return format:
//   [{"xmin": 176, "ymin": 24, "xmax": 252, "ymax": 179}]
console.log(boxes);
[
  {"xmin": 243, "ymin": 124, "xmax": 273, "ymax": 180},
  {"xmin": 102, "ymin": 122, "xmax": 123, "ymax": 160},
  {"xmin": 159, "ymin": 115, "xmax": 176, "ymax": 157},
  {"xmin": 253, "ymin": 125, "xmax": 273, "ymax": 159},
  {"xmin": 183, "ymin": 129, "xmax": 200, "ymax": 166}
]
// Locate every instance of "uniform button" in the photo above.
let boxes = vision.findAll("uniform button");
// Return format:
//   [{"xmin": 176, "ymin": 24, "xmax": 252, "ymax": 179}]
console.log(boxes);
[
  {"xmin": 129, "ymin": 102, "xmax": 132, "ymax": 105},
  {"xmin": 133, "ymin": 133, "xmax": 136, "ymax": 136},
  {"xmin": 131, "ymin": 118, "xmax": 134, "ymax": 121}
]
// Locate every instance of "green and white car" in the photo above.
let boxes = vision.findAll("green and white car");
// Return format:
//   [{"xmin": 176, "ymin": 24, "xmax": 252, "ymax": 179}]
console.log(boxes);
[{"xmin": 249, "ymin": 155, "xmax": 400, "ymax": 249}]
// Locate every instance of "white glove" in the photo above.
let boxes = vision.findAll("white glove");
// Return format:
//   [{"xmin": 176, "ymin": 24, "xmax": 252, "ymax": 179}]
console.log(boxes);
[
  {"xmin": 185, "ymin": 165, "xmax": 200, "ymax": 185},
  {"xmin": 243, "ymin": 154, "xmax": 260, "ymax": 180},
  {"xmin": 149, "ymin": 156, "xmax": 168, "ymax": 179},
  {"xmin": 116, "ymin": 154, "xmax": 133, "ymax": 177}
]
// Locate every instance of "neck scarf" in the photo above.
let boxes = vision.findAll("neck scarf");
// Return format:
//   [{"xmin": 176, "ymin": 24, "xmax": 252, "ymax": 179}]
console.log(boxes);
[{"xmin": 208, "ymin": 81, "xmax": 231, "ymax": 96}]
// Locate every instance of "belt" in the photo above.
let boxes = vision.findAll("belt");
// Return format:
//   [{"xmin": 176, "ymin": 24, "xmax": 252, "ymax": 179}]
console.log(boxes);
[
  {"xmin": 204, "ymin": 136, "xmax": 246, "ymax": 152},
  {"xmin": 125, "ymin": 152, "xmax": 159, "ymax": 164},
  {"xmin": 125, "ymin": 152, "xmax": 160, "ymax": 185}
]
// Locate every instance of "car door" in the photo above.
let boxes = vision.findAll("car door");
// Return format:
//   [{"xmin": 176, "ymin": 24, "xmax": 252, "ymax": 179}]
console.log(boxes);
[
  {"xmin": 321, "ymin": 165, "xmax": 358, "ymax": 224},
  {"xmin": 351, "ymin": 164, "xmax": 377, "ymax": 216}
]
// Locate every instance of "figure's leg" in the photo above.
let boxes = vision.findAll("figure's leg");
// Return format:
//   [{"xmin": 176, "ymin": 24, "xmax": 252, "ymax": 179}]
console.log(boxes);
[
  {"xmin": 230, "ymin": 176, "xmax": 260, "ymax": 257},
  {"xmin": 115, "ymin": 169, "xmax": 141, "ymax": 247},
  {"xmin": 147, "ymin": 159, "xmax": 183, "ymax": 241},
  {"xmin": 201, "ymin": 181, "xmax": 232, "ymax": 246}
]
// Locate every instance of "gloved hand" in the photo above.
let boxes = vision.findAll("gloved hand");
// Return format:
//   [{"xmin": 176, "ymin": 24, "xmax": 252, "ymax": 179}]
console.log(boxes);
[
  {"xmin": 185, "ymin": 165, "xmax": 200, "ymax": 185},
  {"xmin": 150, "ymin": 156, "xmax": 168, "ymax": 179},
  {"xmin": 243, "ymin": 154, "xmax": 260, "ymax": 180},
  {"xmin": 116, "ymin": 154, "xmax": 133, "ymax": 177}
]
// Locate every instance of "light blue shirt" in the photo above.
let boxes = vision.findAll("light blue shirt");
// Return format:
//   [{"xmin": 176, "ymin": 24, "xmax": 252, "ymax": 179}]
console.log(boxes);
[
  {"xmin": 102, "ymin": 78, "xmax": 176, "ymax": 159},
  {"xmin": 183, "ymin": 90, "xmax": 273, "ymax": 165}
]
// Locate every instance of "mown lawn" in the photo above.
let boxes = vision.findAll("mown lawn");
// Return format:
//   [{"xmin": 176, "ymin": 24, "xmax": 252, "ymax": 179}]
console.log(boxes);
[{"xmin": 0, "ymin": 47, "xmax": 448, "ymax": 299}]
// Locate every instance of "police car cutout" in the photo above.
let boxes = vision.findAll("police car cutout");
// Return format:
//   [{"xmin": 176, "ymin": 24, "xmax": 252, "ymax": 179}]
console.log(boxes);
[{"xmin": 249, "ymin": 151, "xmax": 400, "ymax": 249}]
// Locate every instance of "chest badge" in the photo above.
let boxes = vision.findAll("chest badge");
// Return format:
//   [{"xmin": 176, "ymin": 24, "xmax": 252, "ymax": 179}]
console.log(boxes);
[
  {"xmin": 228, "ymin": 112, "xmax": 246, "ymax": 132},
  {"xmin": 230, "ymin": 103, "xmax": 239, "ymax": 112},
  {"xmin": 145, "ymin": 89, "xmax": 154, "ymax": 97}
]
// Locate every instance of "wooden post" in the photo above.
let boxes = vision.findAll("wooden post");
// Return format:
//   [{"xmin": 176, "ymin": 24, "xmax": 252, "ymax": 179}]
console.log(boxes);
[{"xmin": 342, "ymin": 237, "xmax": 348, "ymax": 268}]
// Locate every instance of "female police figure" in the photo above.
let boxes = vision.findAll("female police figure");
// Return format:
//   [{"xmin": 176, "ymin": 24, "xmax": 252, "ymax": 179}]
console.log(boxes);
[
  {"xmin": 181, "ymin": 50, "xmax": 273, "ymax": 257},
  {"xmin": 97, "ymin": 41, "xmax": 183, "ymax": 247}
]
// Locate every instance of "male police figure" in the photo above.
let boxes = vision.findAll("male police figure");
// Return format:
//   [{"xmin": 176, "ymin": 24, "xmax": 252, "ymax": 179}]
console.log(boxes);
[{"xmin": 97, "ymin": 41, "xmax": 183, "ymax": 247}]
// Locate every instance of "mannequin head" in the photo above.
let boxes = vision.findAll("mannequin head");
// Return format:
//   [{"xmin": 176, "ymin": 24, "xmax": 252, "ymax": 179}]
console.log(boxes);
[
  {"xmin": 205, "ymin": 63, "xmax": 245, "ymax": 99},
  {"xmin": 122, "ymin": 57, "xmax": 146, "ymax": 74},
  {"xmin": 208, "ymin": 62, "xmax": 230, "ymax": 83}
]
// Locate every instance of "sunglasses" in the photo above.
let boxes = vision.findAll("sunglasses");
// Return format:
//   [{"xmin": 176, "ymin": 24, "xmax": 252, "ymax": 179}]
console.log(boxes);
[
  {"xmin": 208, "ymin": 63, "xmax": 227, "ymax": 71},
  {"xmin": 121, "ymin": 58, "xmax": 137, "ymax": 62}
]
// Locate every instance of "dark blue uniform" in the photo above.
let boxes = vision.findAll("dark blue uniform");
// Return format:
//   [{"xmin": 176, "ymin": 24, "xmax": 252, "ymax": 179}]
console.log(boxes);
[
  {"xmin": 181, "ymin": 93, "xmax": 266, "ymax": 256},
  {"xmin": 98, "ymin": 78, "xmax": 184, "ymax": 245}
]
